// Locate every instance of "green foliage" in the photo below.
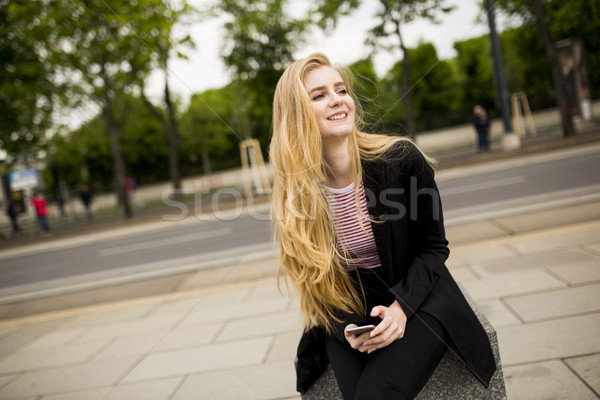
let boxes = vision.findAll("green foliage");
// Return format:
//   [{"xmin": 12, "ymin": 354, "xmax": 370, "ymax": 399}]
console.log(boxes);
[
  {"xmin": 500, "ymin": 26, "xmax": 553, "ymax": 108},
  {"xmin": 49, "ymin": 117, "xmax": 112, "ymax": 191},
  {"xmin": 0, "ymin": 0, "xmax": 56, "ymax": 157},
  {"xmin": 219, "ymin": 0, "xmax": 309, "ymax": 146},
  {"xmin": 121, "ymin": 98, "xmax": 169, "ymax": 183},
  {"xmin": 453, "ymin": 36, "xmax": 495, "ymax": 112},
  {"xmin": 179, "ymin": 87, "xmax": 237, "ymax": 172},
  {"xmin": 496, "ymin": 0, "xmax": 600, "ymax": 98},
  {"xmin": 380, "ymin": 42, "xmax": 463, "ymax": 131},
  {"xmin": 45, "ymin": 0, "xmax": 171, "ymax": 103},
  {"xmin": 348, "ymin": 58, "xmax": 382, "ymax": 128},
  {"xmin": 312, "ymin": 0, "xmax": 361, "ymax": 31},
  {"xmin": 48, "ymin": 95, "xmax": 172, "ymax": 192}
]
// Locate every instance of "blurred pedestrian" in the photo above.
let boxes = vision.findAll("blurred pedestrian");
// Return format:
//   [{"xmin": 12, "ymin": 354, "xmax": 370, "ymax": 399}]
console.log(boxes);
[
  {"xmin": 79, "ymin": 184, "xmax": 93, "ymax": 220},
  {"xmin": 270, "ymin": 53, "xmax": 495, "ymax": 399},
  {"xmin": 126, "ymin": 176, "xmax": 145, "ymax": 208},
  {"xmin": 472, "ymin": 105, "xmax": 491, "ymax": 152},
  {"xmin": 5, "ymin": 199, "xmax": 22, "ymax": 235},
  {"xmin": 30, "ymin": 192, "xmax": 50, "ymax": 232}
]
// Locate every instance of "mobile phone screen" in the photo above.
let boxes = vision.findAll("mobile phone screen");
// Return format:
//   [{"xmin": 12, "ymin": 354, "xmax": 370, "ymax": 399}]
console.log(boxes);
[{"xmin": 346, "ymin": 325, "xmax": 376, "ymax": 335}]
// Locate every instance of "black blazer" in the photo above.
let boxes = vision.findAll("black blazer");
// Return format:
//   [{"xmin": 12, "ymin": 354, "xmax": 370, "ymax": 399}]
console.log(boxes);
[{"xmin": 295, "ymin": 141, "xmax": 496, "ymax": 393}]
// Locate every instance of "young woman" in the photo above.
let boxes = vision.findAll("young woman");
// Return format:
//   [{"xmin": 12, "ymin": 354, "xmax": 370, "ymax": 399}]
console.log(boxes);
[{"xmin": 270, "ymin": 53, "xmax": 495, "ymax": 399}]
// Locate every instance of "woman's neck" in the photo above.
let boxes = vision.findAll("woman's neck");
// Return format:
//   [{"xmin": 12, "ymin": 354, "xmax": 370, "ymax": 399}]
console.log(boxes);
[{"xmin": 322, "ymin": 137, "xmax": 354, "ymax": 189}]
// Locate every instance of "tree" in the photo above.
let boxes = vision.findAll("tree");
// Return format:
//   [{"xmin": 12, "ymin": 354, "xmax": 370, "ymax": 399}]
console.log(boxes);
[
  {"xmin": 138, "ymin": 1, "xmax": 197, "ymax": 196},
  {"xmin": 179, "ymin": 87, "xmax": 236, "ymax": 174},
  {"xmin": 315, "ymin": 0, "xmax": 454, "ymax": 138},
  {"xmin": 381, "ymin": 42, "xmax": 461, "ymax": 131},
  {"xmin": 0, "ymin": 1, "xmax": 56, "ymax": 159},
  {"xmin": 348, "ymin": 58, "xmax": 382, "ymax": 129},
  {"xmin": 367, "ymin": 0, "xmax": 454, "ymax": 138},
  {"xmin": 49, "ymin": 95, "xmax": 172, "ymax": 195},
  {"xmin": 500, "ymin": 26, "xmax": 553, "ymax": 108},
  {"xmin": 453, "ymin": 36, "xmax": 495, "ymax": 112},
  {"xmin": 495, "ymin": 0, "xmax": 577, "ymax": 137},
  {"xmin": 46, "ymin": 0, "xmax": 175, "ymax": 217},
  {"xmin": 219, "ymin": 0, "xmax": 308, "ymax": 146}
]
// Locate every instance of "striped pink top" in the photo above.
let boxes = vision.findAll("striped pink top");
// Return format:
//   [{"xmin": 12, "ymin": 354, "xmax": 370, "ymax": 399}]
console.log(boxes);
[{"xmin": 326, "ymin": 181, "xmax": 382, "ymax": 270}]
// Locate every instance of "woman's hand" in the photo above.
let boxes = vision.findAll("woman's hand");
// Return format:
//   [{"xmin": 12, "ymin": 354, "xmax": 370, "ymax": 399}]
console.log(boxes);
[
  {"xmin": 345, "ymin": 300, "xmax": 407, "ymax": 354},
  {"xmin": 344, "ymin": 324, "xmax": 372, "ymax": 350}
]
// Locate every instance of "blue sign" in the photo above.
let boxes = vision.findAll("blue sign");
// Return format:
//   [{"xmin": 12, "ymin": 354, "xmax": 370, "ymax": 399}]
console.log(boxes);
[{"xmin": 9, "ymin": 168, "xmax": 39, "ymax": 190}]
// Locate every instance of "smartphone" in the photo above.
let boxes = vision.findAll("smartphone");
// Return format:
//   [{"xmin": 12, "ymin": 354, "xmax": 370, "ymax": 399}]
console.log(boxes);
[{"xmin": 345, "ymin": 324, "xmax": 376, "ymax": 336}]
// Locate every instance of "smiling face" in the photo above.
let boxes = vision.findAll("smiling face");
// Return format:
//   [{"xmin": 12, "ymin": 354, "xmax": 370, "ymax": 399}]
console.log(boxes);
[{"xmin": 304, "ymin": 65, "xmax": 355, "ymax": 141}]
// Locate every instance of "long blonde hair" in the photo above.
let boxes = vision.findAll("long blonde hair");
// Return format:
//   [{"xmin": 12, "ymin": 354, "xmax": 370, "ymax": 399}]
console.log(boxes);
[{"xmin": 270, "ymin": 53, "xmax": 410, "ymax": 333}]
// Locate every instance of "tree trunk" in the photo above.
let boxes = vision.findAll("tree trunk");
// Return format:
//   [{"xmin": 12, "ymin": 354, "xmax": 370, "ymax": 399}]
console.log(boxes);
[
  {"xmin": 163, "ymin": 76, "xmax": 182, "ymax": 194},
  {"xmin": 101, "ymin": 64, "xmax": 132, "ymax": 218},
  {"xmin": 395, "ymin": 20, "xmax": 416, "ymax": 139},
  {"xmin": 201, "ymin": 148, "xmax": 211, "ymax": 175},
  {"xmin": 140, "ymin": 77, "xmax": 182, "ymax": 198},
  {"xmin": 532, "ymin": 0, "xmax": 576, "ymax": 138}
]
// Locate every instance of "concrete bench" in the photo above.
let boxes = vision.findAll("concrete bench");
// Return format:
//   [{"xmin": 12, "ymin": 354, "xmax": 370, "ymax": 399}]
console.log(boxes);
[{"xmin": 301, "ymin": 287, "xmax": 507, "ymax": 399}]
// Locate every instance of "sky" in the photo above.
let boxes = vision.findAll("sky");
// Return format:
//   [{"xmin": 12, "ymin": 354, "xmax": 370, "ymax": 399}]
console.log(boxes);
[{"xmin": 144, "ymin": 0, "xmax": 512, "ymax": 105}]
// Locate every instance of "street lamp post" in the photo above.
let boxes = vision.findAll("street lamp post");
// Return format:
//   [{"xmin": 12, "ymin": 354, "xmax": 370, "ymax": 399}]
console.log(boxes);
[{"xmin": 485, "ymin": 0, "xmax": 520, "ymax": 150}]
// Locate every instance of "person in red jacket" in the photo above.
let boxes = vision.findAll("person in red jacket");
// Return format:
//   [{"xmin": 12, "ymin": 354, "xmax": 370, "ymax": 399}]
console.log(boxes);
[{"xmin": 31, "ymin": 192, "xmax": 50, "ymax": 232}]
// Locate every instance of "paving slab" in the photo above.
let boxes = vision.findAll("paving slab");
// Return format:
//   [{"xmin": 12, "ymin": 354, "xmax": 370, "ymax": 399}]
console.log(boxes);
[
  {"xmin": 448, "ymin": 266, "xmax": 479, "ymax": 282},
  {"xmin": 0, "ymin": 375, "xmax": 17, "ymax": 389},
  {"xmin": 40, "ymin": 377, "xmax": 183, "ymax": 400},
  {"xmin": 505, "ymin": 283, "xmax": 600, "ymax": 322},
  {"xmin": 476, "ymin": 299, "xmax": 522, "ymax": 327},
  {"xmin": 461, "ymin": 269, "xmax": 566, "ymax": 300},
  {"xmin": 496, "ymin": 313, "xmax": 600, "ymax": 365},
  {"xmin": 0, "ymin": 356, "xmax": 138, "ymax": 399},
  {"xmin": 170, "ymin": 361, "xmax": 297, "ymax": 400},
  {"xmin": 61, "ymin": 302, "xmax": 159, "ymax": 329},
  {"xmin": 216, "ymin": 310, "xmax": 302, "ymax": 343},
  {"xmin": 142, "ymin": 297, "xmax": 201, "ymax": 320},
  {"xmin": 73, "ymin": 311, "xmax": 185, "ymax": 342},
  {"xmin": 496, "ymin": 202, "xmax": 600, "ymax": 235},
  {"xmin": 17, "ymin": 326, "xmax": 87, "ymax": 352},
  {"xmin": 176, "ymin": 283, "xmax": 253, "ymax": 307},
  {"xmin": 447, "ymin": 241, "xmax": 517, "ymax": 265},
  {"xmin": 0, "ymin": 338, "xmax": 110, "ymax": 374},
  {"xmin": 265, "ymin": 331, "xmax": 302, "ymax": 363},
  {"xmin": 0, "ymin": 319, "xmax": 66, "ymax": 358},
  {"xmin": 547, "ymin": 255, "xmax": 600, "ymax": 284},
  {"xmin": 122, "ymin": 336, "xmax": 272, "ymax": 382},
  {"xmin": 584, "ymin": 242, "xmax": 600, "ymax": 256},
  {"xmin": 445, "ymin": 220, "xmax": 510, "ymax": 244},
  {"xmin": 244, "ymin": 279, "xmax": 288, "ymax": 302},
  {"xmin": 508, "ymin": 221, "xmax": 600, "ymax": 255},
  {"xmin": 91, "ymin": 332, "xmax": 165, "ymax": 361},
  {"xmin": 178, "ymin": 258, "xmax": 279, "ymax": 292},
  {"xmin": 178, "ymin": 296, "xmax": 288, "ymax": 328},
  {"xmin": 0, "ymin": 325, "xmax": 19, "ymax": 341},
  {"xmin": 564, "ymin": 353, "xmax": 600, "ymax": 396},
  {"xmin": 474, "ymin": 248, "xmax": 600, "ymax": 278},
  {"xmin": 503, "ymin": 360, "xmax": 598, "ymax": 400},
  {"xmin": 152, "ymin": 321, "xmax": 223, "ymax": 351}
]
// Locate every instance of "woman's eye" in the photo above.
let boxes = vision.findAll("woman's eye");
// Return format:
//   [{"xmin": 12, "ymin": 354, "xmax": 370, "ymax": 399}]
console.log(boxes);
[
  {"xmin": 312, "ymin": 93, "xmax": 325, "ymax": 101},
  {"xmin": 338, "ymin": 89, "xmax": 348, "ymax": 95}
]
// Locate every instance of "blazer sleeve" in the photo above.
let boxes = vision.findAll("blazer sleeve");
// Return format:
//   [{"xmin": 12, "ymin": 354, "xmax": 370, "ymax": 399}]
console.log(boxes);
[{"xmin": 387, "ymin": 143, "xmax": 450, "ymax": 319}]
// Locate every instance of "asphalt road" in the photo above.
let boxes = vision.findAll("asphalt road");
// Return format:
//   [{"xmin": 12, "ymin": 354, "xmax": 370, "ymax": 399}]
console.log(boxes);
[{"xmin": 1, "ymin": 148, "xmax": 599, "ymax": 292}]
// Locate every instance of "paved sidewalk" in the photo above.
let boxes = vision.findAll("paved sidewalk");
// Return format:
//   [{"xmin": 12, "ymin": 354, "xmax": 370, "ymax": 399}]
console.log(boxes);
[{"xmin": 0, "ymin": 206, "xmax": 599, "ymax": 399}]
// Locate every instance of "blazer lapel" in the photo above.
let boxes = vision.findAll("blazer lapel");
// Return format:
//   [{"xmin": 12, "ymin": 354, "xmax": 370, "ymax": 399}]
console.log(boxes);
[{"xmin": 362, "ymin": 159, "xmax": 393, "ymax": 275}]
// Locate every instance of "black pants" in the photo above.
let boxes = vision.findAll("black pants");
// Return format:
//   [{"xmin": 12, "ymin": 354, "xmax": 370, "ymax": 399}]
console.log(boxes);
[{"xmin": 326, "ymin": 268, "xmax": 449, "ymax": 400}]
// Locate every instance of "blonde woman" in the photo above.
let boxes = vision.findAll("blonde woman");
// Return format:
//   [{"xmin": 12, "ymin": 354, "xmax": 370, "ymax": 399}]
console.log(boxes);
[{"xmin": 270, "ymin": 53, "xmax": 495, "ymax": 399}]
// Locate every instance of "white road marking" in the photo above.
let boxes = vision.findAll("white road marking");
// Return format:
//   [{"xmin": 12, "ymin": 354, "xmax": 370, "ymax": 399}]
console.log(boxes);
[
  {"xmin": 98, "ymin": 228, "xmax": 233, "ymax": 257},
  {"xmin": 441, "ymin": 176, "xmax": 526, "ymax": 196}
]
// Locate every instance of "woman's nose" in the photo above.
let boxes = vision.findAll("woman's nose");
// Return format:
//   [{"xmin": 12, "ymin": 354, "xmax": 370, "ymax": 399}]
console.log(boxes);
[{"xmin": 329, "ymin": 92, "xmax": 343, "ymax": 107}]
